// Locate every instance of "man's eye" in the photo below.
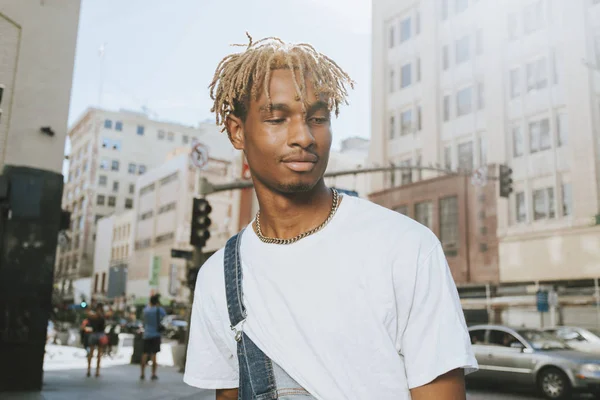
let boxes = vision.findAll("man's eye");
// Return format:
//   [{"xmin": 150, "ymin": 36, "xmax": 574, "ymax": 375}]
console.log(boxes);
[
  {"xmin": 309, "ymin": 117, "xmax": 329, "ymax": 124},
  {"xmin": 266, "ymin": 119, "xmax": 285, "ymax": 124}
]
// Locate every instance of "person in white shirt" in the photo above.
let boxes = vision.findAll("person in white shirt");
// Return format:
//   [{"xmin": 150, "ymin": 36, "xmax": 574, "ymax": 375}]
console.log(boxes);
[{"xmin": 184, "ymin": 33, "xmax": 478, "ymax": 400}]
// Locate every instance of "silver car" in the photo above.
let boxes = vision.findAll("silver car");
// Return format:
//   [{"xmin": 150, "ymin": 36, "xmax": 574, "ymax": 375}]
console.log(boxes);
[
  {"xmin": 468, "ymin": 324, "xmax": 600, "ymax": 399},
  {"xmin": 544, "ymin": 326, "xmax": 600, "ymax": 354}
]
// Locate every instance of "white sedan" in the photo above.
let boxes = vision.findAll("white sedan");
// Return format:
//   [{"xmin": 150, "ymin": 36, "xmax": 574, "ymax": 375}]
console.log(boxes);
[{"xmin": 544, "ymin": 326, "xmax": 600, "ymax": 354}]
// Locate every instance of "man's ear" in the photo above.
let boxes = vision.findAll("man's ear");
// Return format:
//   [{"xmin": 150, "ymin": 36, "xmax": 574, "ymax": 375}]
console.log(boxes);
[{"xmin": 225, "ymin": 115, "xmax": 244, "ymax": 151}]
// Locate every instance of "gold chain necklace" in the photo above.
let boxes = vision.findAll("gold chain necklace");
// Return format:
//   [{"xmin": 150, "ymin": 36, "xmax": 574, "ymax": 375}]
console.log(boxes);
[{"xmin": 255, "ymin": 189, "xmax": 340, "ymax": 245}]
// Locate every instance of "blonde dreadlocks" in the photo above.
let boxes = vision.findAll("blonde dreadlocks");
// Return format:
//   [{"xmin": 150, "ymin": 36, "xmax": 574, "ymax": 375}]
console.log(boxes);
[{"xmin": 209, "ymin": 33, "xmax": 355, "ymax": 129}]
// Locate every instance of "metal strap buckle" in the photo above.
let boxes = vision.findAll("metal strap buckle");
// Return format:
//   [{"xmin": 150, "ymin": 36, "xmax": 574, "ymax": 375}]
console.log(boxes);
[{"xmin": 230, "ymin": 319, "xmax": 246, "ymax": 342}]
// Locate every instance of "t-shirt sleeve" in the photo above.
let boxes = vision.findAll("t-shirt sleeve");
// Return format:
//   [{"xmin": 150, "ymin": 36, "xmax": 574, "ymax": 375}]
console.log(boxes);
[
  {"xmin": 183, "ymin": 265, "xmax": 239, "ymax": 389},
  {"xmin": 398, "ymin": 241, "xmax": 478, "ymax": 389}
]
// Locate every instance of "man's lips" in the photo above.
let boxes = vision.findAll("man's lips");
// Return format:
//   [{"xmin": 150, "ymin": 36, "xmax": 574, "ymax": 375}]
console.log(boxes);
[{"xmin": 281, "ymin": 153, "xmax": 318, "ymax": 172}]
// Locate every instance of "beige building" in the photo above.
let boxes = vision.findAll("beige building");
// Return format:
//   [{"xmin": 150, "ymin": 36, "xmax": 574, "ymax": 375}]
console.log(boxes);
[
  {"xmin": 0, "ymin": 0, "xmax": 80, "ymax": 174},
  {"xmin": 127, "ymin": 146, "xmax": 237, "ymax": 304},
  {"xmin": 56, "ymin": 108, "xmax": 227, "ymax": 297},
  {"xmin": 325, "ymin": 137, "xmax": 371, "ymax": 198},
  {"xmin": 370, "ymin": 0, "xmax": 600, "ymax": 283},
  {"xmin": 92, "ymin": 210, "xmax": 134, "ymax": 301}
]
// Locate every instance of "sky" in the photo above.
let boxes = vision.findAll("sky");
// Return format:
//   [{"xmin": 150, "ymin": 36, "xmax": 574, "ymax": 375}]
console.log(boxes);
[{"xmin": 67, "ymin": 0, "xmax": 372, "ymax": 151}]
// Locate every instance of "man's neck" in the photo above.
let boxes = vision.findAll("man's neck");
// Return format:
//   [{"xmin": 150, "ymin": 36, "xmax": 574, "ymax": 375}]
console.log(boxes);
[{"xmin": 253, "ymin": 181, "xmax": 334, "ymax": 240}]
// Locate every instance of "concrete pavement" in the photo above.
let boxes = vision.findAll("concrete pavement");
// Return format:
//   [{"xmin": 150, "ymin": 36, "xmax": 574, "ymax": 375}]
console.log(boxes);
[{"xmin": 1, "ymin": 364, "xmax": 214, "ymax": 400}]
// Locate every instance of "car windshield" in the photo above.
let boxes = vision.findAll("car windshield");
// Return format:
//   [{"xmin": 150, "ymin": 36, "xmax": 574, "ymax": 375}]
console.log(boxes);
[{"xmin": 518, "ymin": 329, "xmax": 570, "ymax": 350}]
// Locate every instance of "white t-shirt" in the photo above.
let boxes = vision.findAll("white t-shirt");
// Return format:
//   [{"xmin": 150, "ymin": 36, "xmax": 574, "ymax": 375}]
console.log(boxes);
[{"xmin": 184, "ymin": 195, "xmax": 478, "ymax": 399}]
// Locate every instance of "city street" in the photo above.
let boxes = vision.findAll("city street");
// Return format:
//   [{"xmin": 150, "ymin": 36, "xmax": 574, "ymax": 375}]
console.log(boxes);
[{"xmin": 3, "ymin": 363, "xmax": 597, "ymax": 400}]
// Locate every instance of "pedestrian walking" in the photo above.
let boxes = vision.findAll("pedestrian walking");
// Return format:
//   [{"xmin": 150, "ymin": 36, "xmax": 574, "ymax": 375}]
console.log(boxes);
[
  {"xmin": 140, "ymin": 294, "xmax": 166, "ymax": 381},
  {"xmin": 86, "ymin": 303, "xmax": 109, "ymax": 378},
  {"xmin": 183, "ymin": 33, "xmax": 478, "ymax": 400}
]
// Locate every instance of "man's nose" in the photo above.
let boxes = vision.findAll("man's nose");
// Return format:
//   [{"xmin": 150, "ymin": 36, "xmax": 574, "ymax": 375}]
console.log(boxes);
[{"xmin": 287, "ymin": 117, "xmax": 315, "ymax": 149}]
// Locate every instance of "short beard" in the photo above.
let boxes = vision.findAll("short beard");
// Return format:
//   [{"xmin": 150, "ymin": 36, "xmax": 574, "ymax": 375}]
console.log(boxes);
[{"xmin": 276, "ymin": 182, "xmax": 313, "ymax": 193}]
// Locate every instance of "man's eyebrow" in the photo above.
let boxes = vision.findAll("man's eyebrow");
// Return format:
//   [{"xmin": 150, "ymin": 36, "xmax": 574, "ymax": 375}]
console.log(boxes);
[
  {"xmin": 306, "ymin": 100, "xmax": 330, "ymax": 114},
  {"xmin": 259, "ymin": 103, "xmax": 291, "ymax": 112}
]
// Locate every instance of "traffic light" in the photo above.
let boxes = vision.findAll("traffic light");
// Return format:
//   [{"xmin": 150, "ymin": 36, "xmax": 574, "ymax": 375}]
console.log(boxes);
[
  {"xmin": 80, "ymin": 301, "xmax": 87, "ymax": 309},
  {"xmin": 499, "ymin": 164, "xmax": 513, "ymax": 198},
  {"xmin": 190, "ymin": 198, "xmax": 212, "ymax": 248}
]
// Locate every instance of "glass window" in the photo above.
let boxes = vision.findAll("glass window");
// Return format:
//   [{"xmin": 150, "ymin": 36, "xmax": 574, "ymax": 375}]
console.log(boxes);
[
  {"xmin": 129, "ymin": 183, "xmax": 135, "ymax": 194},
  {"xmin": 395, "ymin": 205, "xmax": 409, "ymax": 215},
  {"xmin": 400, "ymin": 17, "xmax": 412, "ymax": 42},
  {"xmin": 456, "ymin": 0, "xmax": 468, "ymax": 13},
  {"xmin": 182, "ymin": 135, "xmax": 189, "ymax": 144},
  {"xmin": 100, "ymin": 158, "xmax": 110, "ymax": 170},
  {"xmin": 444, "ymin": 145, "xmax": 452, "ymax": 170},
  {"xmin": 455, "ymin": 35, "xmax": 470, "ymax": 64},
  {"xmin": 479, "ymin": 135, "xmax": 487, "ymax": 166},
  {"xmin": 137, "ymin": 125, "xmax": 145, "ymax": 135},
  {"xmin": 510, "ymin": 68, "xmax": 520, "ymax": 99},
  {"xmin": 562, "ymin": 183, "xmax": 572, "ymax": 216},
  {"xmin": 477, "ymin": 82, "xmax": 485, "ymax": 110},
  {"xmin": 389, "ymin": 67, "xmax": 395, "ymax": 93},
  {"xmin": 456, "ymin": 86, "xmax": 473, "ymax": 117},
  {"xmin": 115, "ymin": 121, "xmax": 123, "ymax": 131},
  {"xmin": 443, "ymin": 95, "xmax": 451, "ymax": 121},
  {"xmin": 389, "ymin": 25, "xmax": 395, "ymax": 48},
  {"xmin": 442, "ymin": 45, "xmax": 449, "ymax": 70},
  {"xmin": 526, "ymin": 58, "xmax": 547, "ymax": 92},
  {"xmin": 99, "ymin": 175, "xmax": 107, "ymax": 186},
  {"xmin": 508, "ymin": 12, "xmax": 518, "ymax": 40},
  {"xmin": 167, "ymin": 131, "xmax": 175, "ymax": 141},
  {"xmin": 125, "ymin": 198, "xmax": 133, "ymax": 209},
  {"xmin": 513, "ymin": 125, "xmax": 524, "ymax": 157},
  {"xmin": 458, "ymin": 141, "xmax": 474, "ymax": 171},
  {"xmin": 104, "ymin": 119, "xmax": 112, "ymax": 129},
  {"xmin": 439, "ymin": 196, "xmax": 459, "ymax": 253},
  {"xmin": 401, "ymin": 63, "xmax": 412, "ymax": 88},
  {"xmin": 533, "ymin": 187, "xmax": 555, "ymax": 220},
  {"xmin": 416, "ymin": 57, "xmax": 421, "ymax": 82},
  {"xmin": 113, "ymin": 181, "xmax": 119, "ymax": 192},
  {"xmin": 524, "ymin": 1, "xmax": 544, "ymax": 34},
  {"xmin": 138, "ymin": 165, "xmax": 147, "ymax": 175},
  {"xmin": 516, "ymin": 192, "xmax": 526, "ymax": 222},
  {"xmin": 400, "ymin": 160, "xmax": 412, "ymax": 185},
  {"xmin": 417, "ymin": 105, "xmax": 422, "ymax": 131},
  {"xmin": 108, "ymin": 196, "xmax": 116, "ymax": 207},
  {"xmin": 97, "ymin": 195, "xmax": 105, "ymax": 206},
  {"xmin": 529, "ymin": 118, "xmax": 550, "ymax": 153},
  {"xmin": 415, "ymin": 201, "xmax": 433, "ymax": 229},
  {"xmin": 128, "ymin": 163, "xmax": 136, "ymax": 174},
  {"xmin": 102, "ymin": 138, "xmax": 110, "ymax": 148},
  {"xmin": 111, "ymin": 140, "xmax": 121, "ymax": 151},
  {"xmin": 389, "ymin": 115, "xmax": 396, "ymax": 139},
  {"xmin": 557, "ymin": 113, "xmax": 568, "ymax": 147},
  {"xmin": 441, "ymin": 0, "xmax": 449, "ymax": 20},
  {"xmin": 157, "ymin": 130, "xmax": 165, "ymax": 140},
  {"xmin": 400, "ymin": 110, "xmax": 412, "ymax": 135},
  {"xmin": 111, "ymin": 160, "xmax": 120, "ymax": 171}
]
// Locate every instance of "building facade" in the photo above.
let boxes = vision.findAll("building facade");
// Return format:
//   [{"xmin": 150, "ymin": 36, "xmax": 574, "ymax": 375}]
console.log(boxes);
[
  {"xmin": 55, "ymin": 108, "xmax": 229, "ymax": 298},
  {"xmin": 370, "ymin": 0, "xmax": 600, "ymax": 284},
  {"xmin": 127, "ymin": 151, "xmax": 237, "ymax": 304}
]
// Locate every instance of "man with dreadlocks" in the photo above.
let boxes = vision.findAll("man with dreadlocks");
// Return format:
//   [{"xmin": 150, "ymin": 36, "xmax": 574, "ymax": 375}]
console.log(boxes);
[{"xmin": 184, "ymin": 34, "xmax": 477, "ymax": 400}]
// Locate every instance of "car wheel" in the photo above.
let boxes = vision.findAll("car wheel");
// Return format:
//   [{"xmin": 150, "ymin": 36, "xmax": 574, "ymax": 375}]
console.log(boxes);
[{"xmin": 537, "ymin": 367, "xmax": 571, "ymax": 400}]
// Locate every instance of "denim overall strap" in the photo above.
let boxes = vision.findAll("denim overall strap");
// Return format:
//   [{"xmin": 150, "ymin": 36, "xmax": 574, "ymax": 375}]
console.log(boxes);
[
  {"xmin": 224, "ymin": 230, "xmax": 278, "ymax": 399},
  {"xmin": 224, "ymin": 230, "xmax": 246, "ymax": 332}
]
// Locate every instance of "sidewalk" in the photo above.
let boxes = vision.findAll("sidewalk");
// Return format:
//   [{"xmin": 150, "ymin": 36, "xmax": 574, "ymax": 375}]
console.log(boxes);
[{"xmin": 2, "ymin": 364, "xmax": 213, "ymax": 400}]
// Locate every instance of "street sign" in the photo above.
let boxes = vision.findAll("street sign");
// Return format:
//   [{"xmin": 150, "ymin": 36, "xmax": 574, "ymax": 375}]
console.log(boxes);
[
  {"xmin": 171, "ymin": 249, "xmax": 193, "ymax": 260},
  {"xmin": 536, "ymin": 290, "xmax": 549, "ymax": 312},
  {"xmin": 471, "ymin": 166, "xmax": 488, "ymax": 187},
  {"xmin": 190, "ymin": 142, "xmax": 209, "ymax": 169}
]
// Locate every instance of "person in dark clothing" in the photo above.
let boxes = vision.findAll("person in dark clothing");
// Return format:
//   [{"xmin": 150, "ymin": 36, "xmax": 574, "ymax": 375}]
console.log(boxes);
[
  {"xmin": 141, "ymin": 294, "xmax": 166, "ymax": 381},
  {"xmin": 86, "ymin": 303, "xmax": 110, "ymax": 377}
]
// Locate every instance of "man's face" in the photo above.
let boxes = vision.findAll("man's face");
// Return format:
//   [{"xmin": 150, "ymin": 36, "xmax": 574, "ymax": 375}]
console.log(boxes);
[{"xmin": 230, "ymin": 69, "xmax": 332, "ymax": 194}]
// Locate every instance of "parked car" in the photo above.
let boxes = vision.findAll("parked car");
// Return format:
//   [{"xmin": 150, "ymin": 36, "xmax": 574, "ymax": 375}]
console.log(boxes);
[
  {"xmin": 468, "ymin": 324, "xmax": 600, "ymax": 399},
  {"xmin": 544, "ymin": 326, "xmax": 600, "ymax": 354}
]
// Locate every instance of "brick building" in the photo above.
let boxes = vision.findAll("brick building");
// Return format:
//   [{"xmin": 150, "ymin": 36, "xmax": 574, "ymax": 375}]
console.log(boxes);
[{"xmin": 369, "ymin": 167, "xmax": 499, "ymax": 286}]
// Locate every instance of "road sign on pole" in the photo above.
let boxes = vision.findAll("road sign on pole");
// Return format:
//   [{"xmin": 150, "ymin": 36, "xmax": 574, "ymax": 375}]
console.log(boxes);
[
  {"xmin": 536, "ymin": 290, "xmax": 549, "ymax": 312},
  {"xmin": 190, "ymin": 143, "xmax": 209, "ymax": 169},
  {"xmin": 171, "ymin": 249, "xmax": 193, "ymax": 260}
]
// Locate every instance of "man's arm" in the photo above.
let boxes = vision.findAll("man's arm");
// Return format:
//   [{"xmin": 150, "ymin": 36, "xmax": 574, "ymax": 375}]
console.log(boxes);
[
  {"xmin": 409, "ymin": 369, "xmax": 466, "ymax": 400},
  {"xmin": 216, "ymin": 388, "xmax": 238, "ymax": 400}
]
